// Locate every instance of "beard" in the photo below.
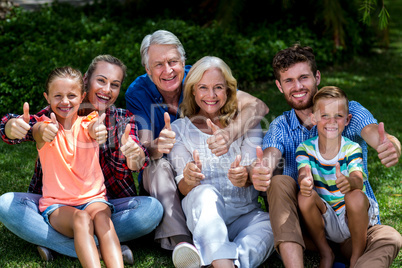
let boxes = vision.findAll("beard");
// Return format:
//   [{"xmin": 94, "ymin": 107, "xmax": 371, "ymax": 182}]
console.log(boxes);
[
  {"xmin": 284, "ymin": 86, "xmax": 317, "ymax": 110},
  {"xmin": 284, "ymin": 96, "xmax": 314, "ymax": 110}
]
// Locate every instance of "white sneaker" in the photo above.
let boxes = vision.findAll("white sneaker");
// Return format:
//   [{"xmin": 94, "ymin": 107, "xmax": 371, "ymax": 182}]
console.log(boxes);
[{"xmin": 172, "ymin": 242, "xmax": 201, "ymax": 268}]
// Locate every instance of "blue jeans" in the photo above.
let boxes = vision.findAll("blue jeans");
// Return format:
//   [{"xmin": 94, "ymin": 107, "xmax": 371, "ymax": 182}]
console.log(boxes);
[{"xmin": 0, "ymin": 192, "xmax": 163, "ymax": 257}]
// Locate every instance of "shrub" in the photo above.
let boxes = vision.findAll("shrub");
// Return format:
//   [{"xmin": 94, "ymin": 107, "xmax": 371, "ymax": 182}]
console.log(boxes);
[{"xmin": 0, "ymin": 1, "xmax": 370, "ymax": 115}]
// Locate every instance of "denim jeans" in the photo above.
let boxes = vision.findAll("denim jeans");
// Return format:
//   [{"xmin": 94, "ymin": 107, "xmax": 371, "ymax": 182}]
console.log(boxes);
[{"xmin": 0, "ymin": 192, "xmax": 163, "ymax": 257}]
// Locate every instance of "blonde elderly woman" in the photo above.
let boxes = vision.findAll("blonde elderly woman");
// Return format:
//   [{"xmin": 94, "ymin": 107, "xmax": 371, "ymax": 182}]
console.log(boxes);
[{"xmin": 168, "ymin": 56, "xmax": 275, "ymax": 268}]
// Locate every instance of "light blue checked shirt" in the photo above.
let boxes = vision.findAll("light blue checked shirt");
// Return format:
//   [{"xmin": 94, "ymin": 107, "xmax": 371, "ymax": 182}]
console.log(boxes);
[{"xmin": 263, "ymin": 101, "xmax": 381, "ymax": 223}]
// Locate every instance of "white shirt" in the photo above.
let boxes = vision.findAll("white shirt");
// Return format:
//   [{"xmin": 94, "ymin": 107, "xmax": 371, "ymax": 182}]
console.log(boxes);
[{"xmin": 168, "ymin": 117, "xmax": 263, "ymax": 211}]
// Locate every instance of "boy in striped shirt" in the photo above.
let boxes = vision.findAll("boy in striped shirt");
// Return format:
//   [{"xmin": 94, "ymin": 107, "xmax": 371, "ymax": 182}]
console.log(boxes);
[{"xmin": 295, "ymin": 86, "xmax": 378, "ymax": 268}]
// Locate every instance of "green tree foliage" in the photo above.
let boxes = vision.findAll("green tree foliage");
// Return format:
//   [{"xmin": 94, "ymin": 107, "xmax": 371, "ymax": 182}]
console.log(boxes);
[
  {"xmin": 197, "ymin": 0, "xmax": 390, "ymax": 50},
  {"xmin": 360, "ymin": 0, "xmax": 390, "ymax": 29},
  {"xmin": 123, "ymin": 0, "xmax": 389, "ymax": 50},
  {"xmin": 0, "ymin": 0, "xmax": 378, "ymax": 116}
]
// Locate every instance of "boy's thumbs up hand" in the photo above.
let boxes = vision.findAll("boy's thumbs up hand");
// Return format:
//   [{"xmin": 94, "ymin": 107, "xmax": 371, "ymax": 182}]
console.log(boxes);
[
  {"xmin": 299, "ymin": 165, "xmax": 314, "ymax": 197},
  {"xmin": 335, "ymin": 162, "xmax": 351, "ymax": 194}
]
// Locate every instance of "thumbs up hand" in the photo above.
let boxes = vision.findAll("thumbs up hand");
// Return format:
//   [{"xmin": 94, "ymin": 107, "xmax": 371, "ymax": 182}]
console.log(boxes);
[
  {"xmin": 120, "ymin": 124, "xmax": 145, "ymax": 170},
  {"xmin": 335, "ymin": 162, "xmax": 351, "ymax": 194},
  {"xmin": 6, "ymin": 102, "xmax": 31, "ymax": 139},
  {"xmin": 194, "ymin": 149, "xmax": 203, "ymax": 171},
  {"xmin": 41, "ymin": 112, "xmax": 59, "ymax": 143},
  {"xmin": 90, "ymin": 113, "xmax": 107, "ymax": 144},
  {"xmin": 183, "ymin": 150, "xmax": 204, "ymax": 187},
  {"xmin": 22, "ymin": 102, "xmax": 30, "ymax": 124},
  {"xmin": 228, "ymin": 155, "xmax": 249, "ymax": 187},
  {"xmin": 206, "ymin": 119, "xmax": 230, "ymax": 156},
  {"xmin": 157, "ymin": 112, "xmax": 176, "ymax": 154},
  {"xmin": 298, "ymin": 165, "xmax": 314, "ymax": 197},
  {"xmin": 376, "ymin": 122, "xmax": 400, "ymax": 167},
  {"xmin": 251, "ymin": 146, "xmax": 272, "ymax": 191}
]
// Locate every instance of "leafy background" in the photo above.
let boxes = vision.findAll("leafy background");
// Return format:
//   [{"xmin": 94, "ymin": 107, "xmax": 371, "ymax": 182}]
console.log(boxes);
[{"xmin": 0, "ymin": 0, "xmax": 382, "ymax": 116}]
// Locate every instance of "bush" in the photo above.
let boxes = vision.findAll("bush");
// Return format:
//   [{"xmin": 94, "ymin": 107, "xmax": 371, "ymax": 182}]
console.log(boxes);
[{"xmin": 0, "ymin": 1, "xmax": 371, "ymax": 116}]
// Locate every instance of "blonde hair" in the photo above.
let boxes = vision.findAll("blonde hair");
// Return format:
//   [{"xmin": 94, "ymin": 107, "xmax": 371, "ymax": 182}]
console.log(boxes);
[
  {"xmin": 313, "ymin": 86, "xmax": 349, "ymax": 113},
  {"xmin": 180, "ymin": 56, "xmax": 238, "ymax": 127},
  {"xmin": 45, "ymin": 66, "xmax": 84, "ymax": 94}
]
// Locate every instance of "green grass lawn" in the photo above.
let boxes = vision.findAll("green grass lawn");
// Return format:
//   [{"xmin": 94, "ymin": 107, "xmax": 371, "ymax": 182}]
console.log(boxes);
[{"xmin": 1, "ymin": 2, "xmax": 401, "ymax": 268}]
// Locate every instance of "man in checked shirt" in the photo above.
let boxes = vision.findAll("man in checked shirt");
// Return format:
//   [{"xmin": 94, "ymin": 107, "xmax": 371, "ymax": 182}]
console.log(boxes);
[{"xmin": 250, "ymin": 44, "xmax": 401, "ymax": 268}]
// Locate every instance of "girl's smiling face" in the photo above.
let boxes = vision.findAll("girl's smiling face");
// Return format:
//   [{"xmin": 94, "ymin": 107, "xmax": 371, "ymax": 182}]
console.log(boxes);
[{"xmin": 44, "ymin": 78, "xmax": 85, "ymax": 124}]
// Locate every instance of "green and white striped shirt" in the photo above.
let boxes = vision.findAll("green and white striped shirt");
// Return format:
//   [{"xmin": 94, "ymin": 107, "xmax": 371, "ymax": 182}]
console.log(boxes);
[{"xmin": 296, "ymin": 136, "xmax": 366, "ymax": 215}]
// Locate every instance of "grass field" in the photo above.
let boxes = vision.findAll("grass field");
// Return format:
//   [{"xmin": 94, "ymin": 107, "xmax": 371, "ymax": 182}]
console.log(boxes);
[{"xmin": 0, "ymin": 2, "xmax": 401, "ymax": 268}]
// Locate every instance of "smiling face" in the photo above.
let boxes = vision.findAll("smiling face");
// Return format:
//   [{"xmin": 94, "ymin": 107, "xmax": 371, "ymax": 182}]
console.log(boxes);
[
  {"xmin": 193, "ymin": 68, "xmax": 227, "ymax": 119},
  {"xmin": 312, "ymin": 98, "xmax": 351, "ymax": 140},
  {"xmin": 86, "ymin": 61, "xmax": 124, "ymax": 111},
  {"xmin": 276, "ymin": 62, "xmax": 321, "ymax": 111},
  {"xmin": 44, "ymin": 78, "xmax": 85, "ymax": 125},
  {"xmin": 146, "ymin": 44, "xmax": 185, "ymax": 96}
]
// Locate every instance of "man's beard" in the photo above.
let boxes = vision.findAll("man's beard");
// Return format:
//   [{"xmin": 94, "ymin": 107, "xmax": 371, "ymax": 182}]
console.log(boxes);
[
  {"xmin": 284, "ymin": 86, "xmax": 317, "ymax": 110},
  {"xmin": 285, "ymin": 96, "xmax": 314, "ymax": 110}
]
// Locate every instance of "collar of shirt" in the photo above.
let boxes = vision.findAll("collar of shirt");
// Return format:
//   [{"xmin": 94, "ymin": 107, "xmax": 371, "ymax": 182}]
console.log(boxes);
[{"xmin": 288, "ymin": 109, "xmax": 317, "ymax": 136}]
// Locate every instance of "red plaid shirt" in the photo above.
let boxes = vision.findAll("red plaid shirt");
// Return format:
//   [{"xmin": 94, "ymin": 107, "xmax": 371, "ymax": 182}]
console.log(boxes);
[{"xmin": 0, "ymin": 105, "xmax": 148, "ymax": 198}]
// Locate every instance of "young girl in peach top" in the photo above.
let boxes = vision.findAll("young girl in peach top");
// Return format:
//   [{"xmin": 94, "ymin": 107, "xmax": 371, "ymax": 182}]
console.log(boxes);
[{"xmin": 33, "ymin": 66, "xmax": 123, "ymax": 268}]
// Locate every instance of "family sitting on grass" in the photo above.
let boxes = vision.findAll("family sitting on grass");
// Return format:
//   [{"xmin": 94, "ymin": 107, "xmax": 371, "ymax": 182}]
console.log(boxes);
[{"xmin": 0, "ymin": 30, "xmax": 401, "ymax": 268}]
